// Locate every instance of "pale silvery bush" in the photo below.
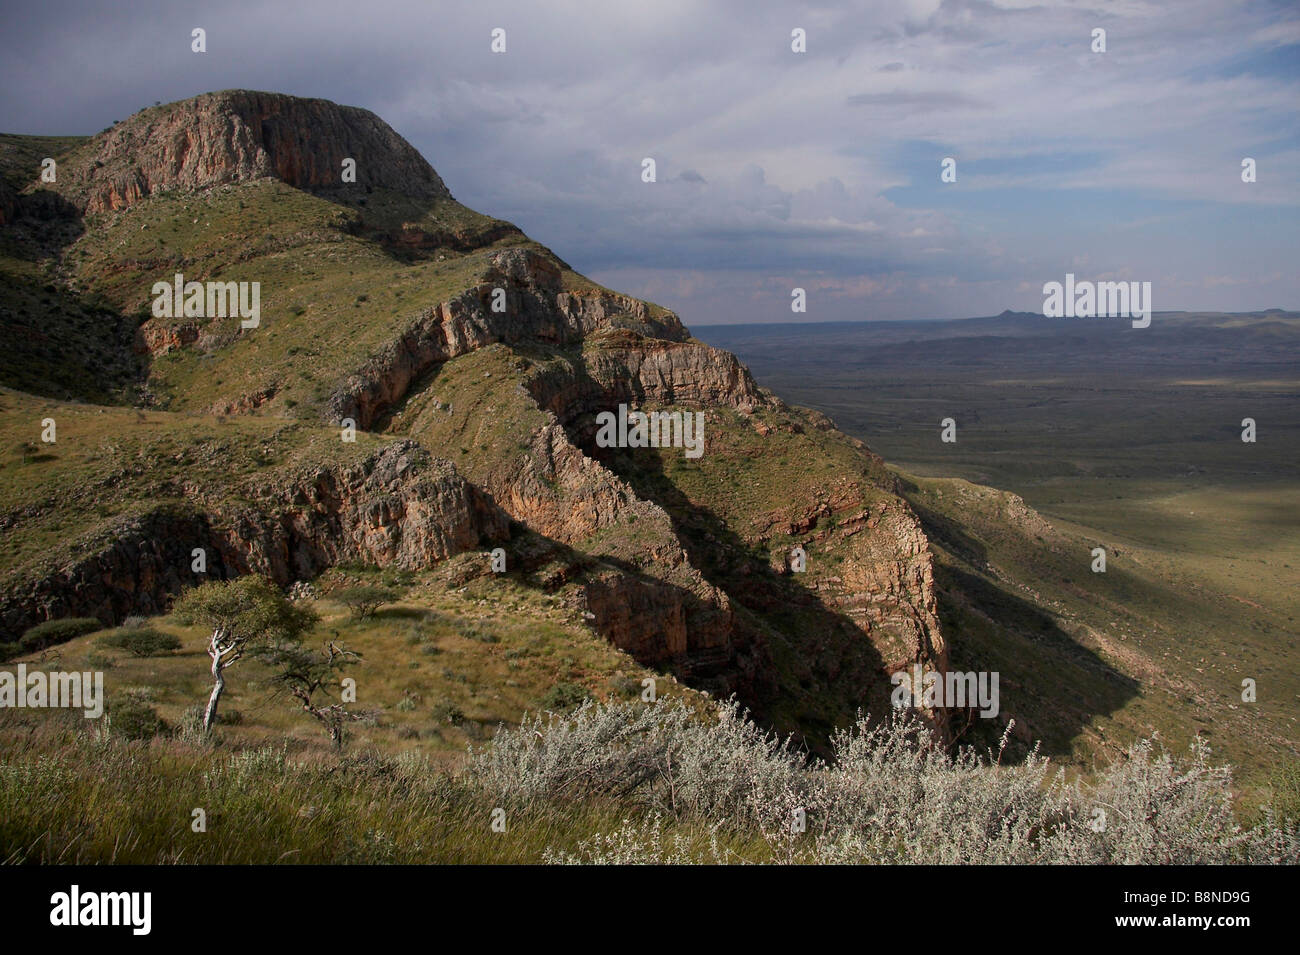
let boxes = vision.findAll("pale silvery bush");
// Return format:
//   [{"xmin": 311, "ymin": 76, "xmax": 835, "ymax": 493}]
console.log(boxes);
[
  {"xmin": 815, "ymin": 719, "xmax": 1298, "ymax": 865},
  {"xmin": 1041, "ymin": 736, "xmax": 1300, "ymax": 864},
  {"xmin": 467, "ymin": 699, "xmax": 690, "ymax": 808},
  {"xmin": 810, "ymin": 715, "xmax": 1070, "ymax": 864},
  {"xmin": 502, "ymin": 698, "xmax": 1300, "ymax": 865},
  {"xmin": 544, "ymin": 814, "xmax": 735, "ymax": 865},
  {"xmin": 468, "ymin": 698, "xmax": 803, "ymax": 825},
  {"xmin": 202, "ymin": 744, "xmax": 291, "ymax": 790},
  {"xmin": 656, "ymin": 700, "xmax": 805, "ymax": 823}
]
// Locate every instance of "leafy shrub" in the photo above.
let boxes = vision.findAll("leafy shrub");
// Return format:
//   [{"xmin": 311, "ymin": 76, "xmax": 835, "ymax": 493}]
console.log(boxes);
[
  {"xmin": 379, "ymin": 567, "xmax": 414, "ymax": 588},
  {"xmin": 405, "ymin": 616, "xmax": 439, "ymax": 645},
  {"xmin": 539, "ymin": 682, "xmax": 589, "ymax": 712},
  {"xmin": 613, "ymin": 676, "xmax": 644, "ymax": 698},
  {"xmin": 97, "ymin": 627, "xmax": 182, "ymax": 657},
  {"xmin": 453, "ymin": 618, "xmax": 498, "ymax": 643},
  {"xmin": 430, "ymin": 701, "xmax": 464, "ymax": 725},
  {"xmin": 20, "ymin": 617, "xmax": 101, "ymax": 652},
  {"xmin": 109, "ymin": 698, "xmax": 166, "ymax": 741}
]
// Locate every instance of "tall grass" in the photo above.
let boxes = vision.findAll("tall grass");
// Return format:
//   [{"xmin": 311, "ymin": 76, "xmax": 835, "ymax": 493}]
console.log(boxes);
[{"xmin": 1, "ymin": 700, "xmax": 1295, "ymax": 864}]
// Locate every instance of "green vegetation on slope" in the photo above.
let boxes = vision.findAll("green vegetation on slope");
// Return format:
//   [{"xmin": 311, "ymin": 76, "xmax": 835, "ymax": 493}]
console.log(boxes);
[{"xmin": 1, "ymin": 697, "xmax": 1294, "ymax": 864}]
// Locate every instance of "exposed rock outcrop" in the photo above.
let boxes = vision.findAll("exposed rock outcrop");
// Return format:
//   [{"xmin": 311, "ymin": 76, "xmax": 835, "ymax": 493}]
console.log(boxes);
[
  {"xmin": 0, "ymin": 442, "xmax": 506, "ymax": 638},
  {"xmin": 327, "ymin": 247, "xmax": 691, "ymax": 428},
  {"xmin": 46, "ymin": 90, "xmax": 451, "ymax": 214},
  {"xmin": 528, "ymin": 333, "xmax": 777, "ymax": 420},
  {"xmin": 218, "ymin": 441, "xmax": 506, "ymax": 580}
]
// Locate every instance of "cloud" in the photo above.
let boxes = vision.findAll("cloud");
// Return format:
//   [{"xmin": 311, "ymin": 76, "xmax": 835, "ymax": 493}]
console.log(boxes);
[
  {"xmin": 846, "ymin": 90, "xmax": 989, "ymax": 110},
  {"xmin": 0, "ymin": 0, "xmax": 1295, "ymax": 322}
]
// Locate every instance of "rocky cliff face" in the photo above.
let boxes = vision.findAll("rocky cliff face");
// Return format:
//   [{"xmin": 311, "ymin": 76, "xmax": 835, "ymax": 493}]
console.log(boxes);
[
  {"xmin": 213, "ymin": 441, "xmax": 507, "ymax": 581},
  {"xmin": 47, "ymin": 90, "xmax": 451, "ymax": 214},
  {"xmin": 326, "ymin": 248, "xmax": 691, "ymax": 429},
  {"xmin": 0, "ymin": 442, "xmax": 506, "ymax": 638}
]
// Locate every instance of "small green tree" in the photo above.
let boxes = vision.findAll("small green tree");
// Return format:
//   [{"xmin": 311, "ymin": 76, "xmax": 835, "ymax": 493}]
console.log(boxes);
[
  {"xmin": 262, "ymin": 640, "xmax": 365, "ymax": 749},
  {"xmin": 333, "ymin": 585, "xmax": 397, "ymax": 621},
  {"xmin": 172, "ymin": 577, "xmax": 316, "ymax": 733}
]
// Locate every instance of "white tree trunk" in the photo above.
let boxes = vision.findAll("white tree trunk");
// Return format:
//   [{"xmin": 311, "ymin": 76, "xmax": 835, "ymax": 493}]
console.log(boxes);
[{"xmin": 203, "ymin": 630, "xmax": 226, "ymax": 732}]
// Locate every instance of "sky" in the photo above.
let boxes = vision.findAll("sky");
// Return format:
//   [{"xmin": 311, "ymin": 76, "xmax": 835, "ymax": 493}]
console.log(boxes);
[{"xmin": 1, "ymin": 0, "xmax": 1297, "ymax": 324}]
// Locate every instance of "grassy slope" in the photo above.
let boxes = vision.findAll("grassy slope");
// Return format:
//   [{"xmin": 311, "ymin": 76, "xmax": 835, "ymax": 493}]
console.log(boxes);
[
  {"xmin": 68, "ymin": 181, "xmax": 512, "ymax": 415},
  {"xmin": 899, "ymin": 471, "xmax": 1298, "ymax": 802},
  {"xmin": 0, "ymin": 134, "xmax": 87, "ymax": 190},
  {"xmin": 2, "ymin": 560, "xmax": 697, "ymax": 762},
  {"xmin": 0, "ymin": 388, "xmax": 402, "ymax": 587},
  {"xmin": 0, "ymin": 134, "xmax": 143, "ymax": 403},
  {"xmin": 54, "ymin": 177, "xmax": 675, "ymax": 419}
]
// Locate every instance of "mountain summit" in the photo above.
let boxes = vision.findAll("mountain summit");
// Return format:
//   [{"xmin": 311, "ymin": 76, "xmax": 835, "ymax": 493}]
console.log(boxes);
[
  {"xmin": 0, "ymin": 91, "xmax": 947, "ymax": 744},
  {"xmin": 54, "ymin": 90, "xmax": 452, "ymax": 213}
]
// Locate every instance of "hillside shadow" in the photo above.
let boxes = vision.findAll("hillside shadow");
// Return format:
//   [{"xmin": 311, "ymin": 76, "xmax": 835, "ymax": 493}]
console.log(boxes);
[
  {"xmin": 372, "ymin": 606, "xmax": 429, "ymax": 621},
  {"xmin": 2, "ymin": 188, "xmax": 84, "ymax": 261},
  {"xmin": 607, "ymin": 449, "xmax": 904, "ymax": 750},
  {"xmin": 0, "ymin": 188, "xmax": 146, "ymax": 404},
  {"xmin": 523, "ymin": 349, "xmax": 901, "ymax": 752},
  {"xmin": 314, "ymin": 188, "xmax": 524, "ymax": 266},
  {"xmin": 510, "ymin": 507, "xmax": 885, "ymax": 758},
  {"xmin": 902, "ymin": 489, "xmax": 1142, "ymax": 761},
  {"xmin": 366, "ymin": 357, "xmax": 448, "ymax": 434}
]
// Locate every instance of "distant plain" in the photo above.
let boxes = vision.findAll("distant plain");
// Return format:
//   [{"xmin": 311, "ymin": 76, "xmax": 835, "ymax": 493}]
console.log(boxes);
[{"xmin": 698, "ymin": 311, "xmax": 1300, "ymax": 792}]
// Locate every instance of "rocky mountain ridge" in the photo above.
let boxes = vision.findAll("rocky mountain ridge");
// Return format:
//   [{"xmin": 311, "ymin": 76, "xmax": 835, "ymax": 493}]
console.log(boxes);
[{"xmin": 0, "ymin": 91, "xmax": 949, "ymax": 742}]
